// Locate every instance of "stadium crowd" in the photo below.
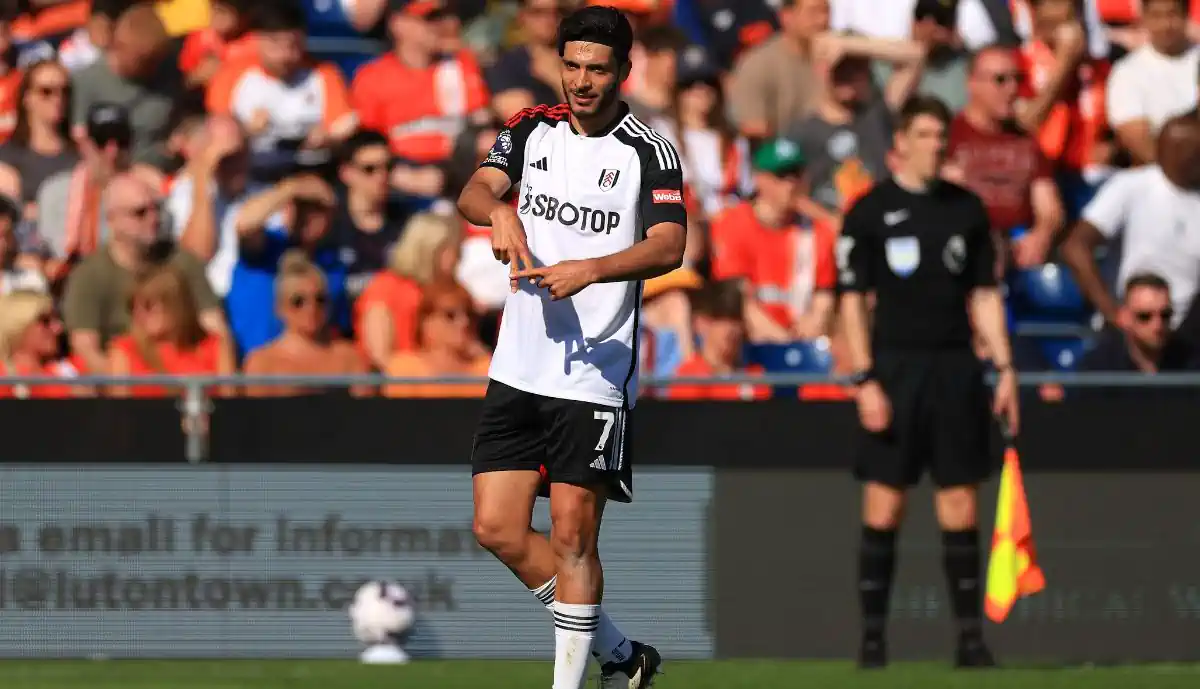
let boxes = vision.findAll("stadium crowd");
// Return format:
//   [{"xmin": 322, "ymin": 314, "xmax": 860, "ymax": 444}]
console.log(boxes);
[{"xmin": 0, "ymin": 0, "xmax": 1199, "ymax": 400}]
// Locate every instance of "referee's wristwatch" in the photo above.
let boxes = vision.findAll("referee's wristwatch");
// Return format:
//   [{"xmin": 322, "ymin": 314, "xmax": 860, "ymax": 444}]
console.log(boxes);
[{"xmin": 848, "ymin": 369, "xmax": 876, "ymax": 387}]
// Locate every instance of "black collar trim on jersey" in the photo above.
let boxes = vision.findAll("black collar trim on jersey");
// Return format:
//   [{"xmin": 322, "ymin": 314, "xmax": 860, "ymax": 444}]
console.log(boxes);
[{"xmin": 568, "ymin": 102, "xmax": 630, "ymax": 138}]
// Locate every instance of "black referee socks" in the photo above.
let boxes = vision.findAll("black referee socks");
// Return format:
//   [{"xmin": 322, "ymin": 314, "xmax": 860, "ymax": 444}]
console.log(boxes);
[
  {"xmin": 941, "ymin": 528, "xmax": 983, "ymax": 632},
  {"xmin": 858, "ymin": 526, "xmax": 897, "ymax": 638}
]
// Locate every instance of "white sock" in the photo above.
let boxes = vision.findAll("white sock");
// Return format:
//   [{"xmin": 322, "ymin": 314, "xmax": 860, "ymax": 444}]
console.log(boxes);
[
  {"xmin": 552, "ymin": 602, "xmax": 598, "ymax": 689},
  {"xmin": 529, "ymin": 577, "xmax": 633, "ymax": 664}
]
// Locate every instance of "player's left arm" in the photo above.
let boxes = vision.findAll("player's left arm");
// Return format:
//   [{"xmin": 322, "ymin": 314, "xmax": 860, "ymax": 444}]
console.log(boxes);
[{"xmin": 589, "ymin": 161, "xmax": 688, "ymax": 284}]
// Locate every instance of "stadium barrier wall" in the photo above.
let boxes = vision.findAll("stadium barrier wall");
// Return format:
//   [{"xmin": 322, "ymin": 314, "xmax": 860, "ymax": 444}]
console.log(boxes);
[{"xmin": 0, "ymin": 395, "xmax": 1196, "ymax": 661}]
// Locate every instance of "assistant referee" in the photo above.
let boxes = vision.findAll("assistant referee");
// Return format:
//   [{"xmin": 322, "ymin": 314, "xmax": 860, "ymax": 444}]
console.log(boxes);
[{"xmin": 836, "ymin": 95, "xmax": 1018, "ymax": 670}]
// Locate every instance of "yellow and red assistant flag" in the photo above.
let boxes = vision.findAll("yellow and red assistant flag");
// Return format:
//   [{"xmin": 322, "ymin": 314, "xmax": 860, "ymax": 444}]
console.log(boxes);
[{"xmin": 985, "ymin": 444, "xmax": 1045, "ymax": 623}]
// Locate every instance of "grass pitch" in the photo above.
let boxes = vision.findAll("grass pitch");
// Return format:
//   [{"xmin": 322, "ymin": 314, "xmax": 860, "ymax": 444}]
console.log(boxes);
[{"xmin": 1, "ymin": 660, "xmax": 1199, "ymax": 689}]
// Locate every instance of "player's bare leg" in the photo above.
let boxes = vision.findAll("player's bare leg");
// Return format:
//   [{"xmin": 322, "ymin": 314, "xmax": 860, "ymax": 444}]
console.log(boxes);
[
  {"xmin": 548, "ymin": 482, "xmax": 609, "ymax": 689},
  {"xmin": 935, "ymin": 485, "xmax": 995, "ymax": 668},
  {"xmin": 858, "ymin": 482, "xmax": 906, "ymax": 668},
  {"xmin": 472, "ymin": 472, "xmax": 654, "ymax": 686}
]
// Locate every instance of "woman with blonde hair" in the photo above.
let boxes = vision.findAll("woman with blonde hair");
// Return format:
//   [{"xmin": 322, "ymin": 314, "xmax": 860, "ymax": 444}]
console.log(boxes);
[
  {"xmin": 355, "ymin": 212, "xmax": 463, "ymax": 371},
  {"xmin": 384, "ymin": 280, "xmax": 490, "ymax": 398},
  {"xmin": 244, "ymin": 250, "xmax": 371, "ymax": 397},
  {"xmin": 0, "ymin": 290, "xmax": 78, "ymax": 398},
  {"xmin": 108, "ymin": 264, "xmax": 233, "ymax": 398}
]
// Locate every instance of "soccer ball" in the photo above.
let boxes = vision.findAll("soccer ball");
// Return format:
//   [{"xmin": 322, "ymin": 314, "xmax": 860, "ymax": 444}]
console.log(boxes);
[{"xmin": 349, "ymin": 580, "xmax": 416, "ymax": 646}]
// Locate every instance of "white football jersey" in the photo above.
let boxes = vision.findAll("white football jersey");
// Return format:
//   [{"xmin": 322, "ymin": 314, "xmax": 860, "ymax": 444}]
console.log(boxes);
[{"xmin": 479, "ymin": 103, "xmax": 686, "ymax": 408}]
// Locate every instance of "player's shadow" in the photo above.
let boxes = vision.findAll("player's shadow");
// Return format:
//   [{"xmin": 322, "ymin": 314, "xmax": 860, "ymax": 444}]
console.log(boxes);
[{"xmin": 518, "ymin": 255, "xmax": 636, "ymax": 395}]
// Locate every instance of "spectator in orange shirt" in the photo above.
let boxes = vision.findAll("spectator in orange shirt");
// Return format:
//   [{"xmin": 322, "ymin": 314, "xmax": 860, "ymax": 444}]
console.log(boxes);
[
  {"xmin": 356, "ymin": 211, "xmax": 461, "ymax": 370},
  {"xmin": 0, "ymin": 290, "xmax": 79, "ymax": 398},
  {"xmin": 384, "ymin": 280, "xmax": 489, "ymax": 398},
  {"xmin": 351, "ymin": 0, "xmax": 490, "ymax": 198},
  {"xmin": 243, "ymin": 250, "xmax": 372, "ymax": 397},
  {"xmin": 207, "ymin": 1, "xmax": 357, "ymax": 183},
  {"xmin": 667, "ymin": 280, "xmax": 770, "ymax": 401},
  {"xmin": 178, "ymin": 0, "xmax": 256, "ymax": 89},
  {"xmin": 108, "ymin": 263, "xmax": 234, "ymax": 398},
  {"xmin": 0, "ymin": 10, "xmax": 28, "ymax": 144},
  {"xmin": 1016, "ymin": 0, "xmax": 1111, "ymax": 215},
  {"xmin": 709, "ymin": 138, "xmax": 837, "ymax": 343}
]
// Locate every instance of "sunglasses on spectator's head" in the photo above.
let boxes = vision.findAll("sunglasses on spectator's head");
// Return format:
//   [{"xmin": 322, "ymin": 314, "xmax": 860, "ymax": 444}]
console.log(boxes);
[
  {"xmin": 1134, "ymin": 309, "xmax": 1173, "ymax": 323},
  {"xmin": 289, "ymin": 292, "xmax": 328, "ymax": 309}
]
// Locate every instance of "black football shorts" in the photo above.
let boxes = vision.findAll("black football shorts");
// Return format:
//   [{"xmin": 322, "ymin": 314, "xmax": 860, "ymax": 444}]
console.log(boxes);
[
  {"xmin": 471, "ymin": 380, "xmax": 634, "ymax": 502},
  {"xmin": 854, "ymin": 349, "xmax": 997, "ymax": 488}
]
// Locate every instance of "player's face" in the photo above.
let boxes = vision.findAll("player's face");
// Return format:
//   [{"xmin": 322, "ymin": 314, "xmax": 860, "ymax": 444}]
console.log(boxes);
[
  {"xmin": 1124, "ymin": 286, "xmax": 1172, "ymax": 351},
  {"xmin": 969, "ymin": 50, "xmax": 1021, "ymax": 121},
  {"xmin": 561, "ymin": 41, "xmax": 626, "ymax": 119},
  {"xmin": 896, "ymin": 114, "xmax": 948, "ymax": 178}
]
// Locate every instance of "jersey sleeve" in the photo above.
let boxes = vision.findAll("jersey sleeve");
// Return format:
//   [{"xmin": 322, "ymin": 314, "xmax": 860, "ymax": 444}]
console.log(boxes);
[
  {"xmin": 638, "ymin": 142, "xmax": 687, "ymax": 232},
  {"xmin": 1081, "ymin": 171, "xmax": 1133, "ymax": 239},
  {"xmin": 836, "ymin": 194, "xmax": 875, "ymax": 294},
  {"xmin": 965, "ymin": 193, "xmax": 998, "ymax": 289},
  {"xmin": 478, "ymin": 110, "xmax": 539, "ymax": 185}
]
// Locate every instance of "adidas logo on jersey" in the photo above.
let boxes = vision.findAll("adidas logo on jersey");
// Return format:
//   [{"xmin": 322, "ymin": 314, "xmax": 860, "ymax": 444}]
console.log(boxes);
[
  {"xmin": 529, "ymin": 157, "xmax": 548, "ymax": 171},
  {"xmin": 591, "ymin": 456, "xmax": 607, "ymax": 471},
  {"xmin": 522, "ymin": 193, "xmax": 622, "ymax": 234}
]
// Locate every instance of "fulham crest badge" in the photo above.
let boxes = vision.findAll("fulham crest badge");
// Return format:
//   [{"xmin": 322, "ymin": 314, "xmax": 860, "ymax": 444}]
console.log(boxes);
[{"xmin": 598, "ymin": 169, "xmax": 621, "ymax": 191}]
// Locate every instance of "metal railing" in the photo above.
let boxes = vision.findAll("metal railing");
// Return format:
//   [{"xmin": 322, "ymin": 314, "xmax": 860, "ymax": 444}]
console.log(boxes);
[{"xmin": 3, "ymin": 372, "xmax": 1198, "ymax": 464}]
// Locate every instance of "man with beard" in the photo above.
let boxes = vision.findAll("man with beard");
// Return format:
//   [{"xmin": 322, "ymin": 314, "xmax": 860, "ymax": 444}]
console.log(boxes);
[
  {"xmin": 456, "ymin": 6, "xmax": 686, "ymax": 689},
  {"xmin": 789, "ymin": 32, "xmax": 928, "ymax": 223}
]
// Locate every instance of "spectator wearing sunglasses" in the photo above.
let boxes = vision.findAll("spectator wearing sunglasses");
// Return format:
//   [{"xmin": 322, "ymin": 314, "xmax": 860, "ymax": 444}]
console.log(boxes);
[
  {"xmin": 1080, "ymin": 272, "xmax": 1195, "ymax": 372},
  {"xmin": 946, "ymin": 44, "xmax": 1064, "ymax": 274},
  {"xmin": 62, "ymin": 172, "xmax": 225, "ymax": 374},
  {"xmin": 243, "ymin": 250, "xmax": 371, "ymax": 397},
  {"xmin": 0, "ymin": 59, "xmax": 77, "ymax": 216},
  {"xmin": 383, "ymin": 280, "xmax": 489, "ymax": 398},
  {"xmin": 332, "ymin": 130, "xmax": 408, "ymax": 303},
  {"xmin": 227, "ymin": 173, "xmax": 351, "ymax": 358},
  {"xmin": 0, "ymin": 290, "xmax": 79, "ymax": 399}
]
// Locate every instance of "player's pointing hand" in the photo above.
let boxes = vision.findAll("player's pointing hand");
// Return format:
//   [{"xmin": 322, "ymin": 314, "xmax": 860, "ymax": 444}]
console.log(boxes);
[
  {"xmin": 513, "ymin": 260, "xmax": 599, "ymax": 301},
  {"xmin": 489, "ymin": 205, "xmax": 534, "ymax": 293}
]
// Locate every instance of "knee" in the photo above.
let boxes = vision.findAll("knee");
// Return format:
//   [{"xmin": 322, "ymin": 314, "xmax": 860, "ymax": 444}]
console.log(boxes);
[
  {"xmin": 472, "ymin": 513, "xmax": 527, "ymax": 559},
  {"xmin": 549, "ymin": 502, "xmax": 598, "ymax": 563},
  {"xmin": 935, "ymin": 487, "xmax": 977, "ymax": 530},
  {"xmin": 863, "ymin": 482, "xmax": 906, "ymax": 531}
]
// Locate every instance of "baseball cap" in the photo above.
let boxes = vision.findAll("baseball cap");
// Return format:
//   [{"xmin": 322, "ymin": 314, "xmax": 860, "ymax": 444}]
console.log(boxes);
[
  {"xmin": 85, "ymin": 102, "xmax": 133, "ymax": 148},
  {"xmin": 752, "ymin": 138, "xmax": 805, "ymax": 176},
  {"xmin": 676, "ymin": 45, "xmax": 721, "ymax": 86},
  {"xmin": 388, "ymin": 0, "xmax": 446, "ymax": 17}
]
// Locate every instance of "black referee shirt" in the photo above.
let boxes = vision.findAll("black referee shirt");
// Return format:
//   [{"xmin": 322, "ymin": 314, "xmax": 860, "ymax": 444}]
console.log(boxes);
[{"xmin": 837, "ymin": 178, "xmax": 996, "ymax": 350}]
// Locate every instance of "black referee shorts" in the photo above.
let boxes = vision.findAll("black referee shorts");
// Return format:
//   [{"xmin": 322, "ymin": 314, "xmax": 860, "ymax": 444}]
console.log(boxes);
[
  {"xmin": 471, "ymin": 380, "xmax": 634, "ymax": 503},
  {"xmin": 855, "ymin": 349, "xmax": 996, "ymax": 489}
]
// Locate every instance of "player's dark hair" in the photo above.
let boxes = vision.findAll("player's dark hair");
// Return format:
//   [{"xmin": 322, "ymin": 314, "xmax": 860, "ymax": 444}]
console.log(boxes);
[
  {"xmin": 1125, "ymin": 272, "xmax": 1171, "ymax": 295},
  {"xmin": 251, "ymin": 0, "xmax": 306, "ymax": 33},
  {"xmin": 557, "ymin": 5, "xmax": 635, "ymax": 65},
  {"xmin": 339, "ymin": 129, "xmax": 390, "ymax": 164},
  {"xmin": 691, "ymin": 280, "xmax": 744, "ymax": 321},
  {"xmin": 895, "ymin": 95, "xmax": 953, "ymax": 132}
]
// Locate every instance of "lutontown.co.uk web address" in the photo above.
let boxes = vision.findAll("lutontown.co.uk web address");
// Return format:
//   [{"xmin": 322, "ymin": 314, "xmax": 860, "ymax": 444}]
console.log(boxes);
[{"xmin": 0, "ymin": 569, "xmax": 368, "ymax": 611}]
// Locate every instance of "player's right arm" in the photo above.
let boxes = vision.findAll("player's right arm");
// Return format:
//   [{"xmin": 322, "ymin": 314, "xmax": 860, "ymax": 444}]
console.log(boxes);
[
  {"xmin": 456, "ymin": 115, "xmax": 538, "ymax": 289},
  {"xmin": 836, "ymin": 193, "xmax": 890, "ymax": 433}
]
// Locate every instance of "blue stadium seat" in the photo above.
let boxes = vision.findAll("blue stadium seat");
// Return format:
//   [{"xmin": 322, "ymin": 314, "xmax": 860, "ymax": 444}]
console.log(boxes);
[
  {"xmin": 1010, "ymin": 263, "xmax": 1088, "ymax": 321},
  {"xmin": 744, "ymin": 339, "xmax": 834, "ymax": 397},
  {"xmin": 1034, "ymin": 337, "xmax": 1089, "ymax": 372}
]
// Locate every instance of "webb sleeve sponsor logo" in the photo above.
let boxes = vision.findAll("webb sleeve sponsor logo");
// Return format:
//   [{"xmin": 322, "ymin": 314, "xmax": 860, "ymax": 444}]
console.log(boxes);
[{"xmin": 652, "ymin": 189, "xmax": 683, "ymax": 204}]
